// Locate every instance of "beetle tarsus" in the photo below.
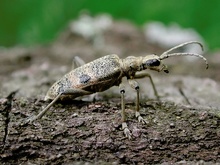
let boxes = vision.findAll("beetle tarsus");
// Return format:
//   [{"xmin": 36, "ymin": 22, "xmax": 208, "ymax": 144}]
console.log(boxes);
[
  {"xmin": 19, "ymin": 115, "xmax": 37, "ymax": 126},
  {"xmin": 136, "ymin": 111, "xmax": 147, "ymax": 124},
  {"xmin": 122, "ymin": 122, "xmax": 132, "ymax": 139}
]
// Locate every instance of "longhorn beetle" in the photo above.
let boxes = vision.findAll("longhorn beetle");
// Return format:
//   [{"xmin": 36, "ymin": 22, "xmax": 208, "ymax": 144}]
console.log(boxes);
[{"xmin": 26, "ymin": 41, "xmax": 208, "ymax": 139}]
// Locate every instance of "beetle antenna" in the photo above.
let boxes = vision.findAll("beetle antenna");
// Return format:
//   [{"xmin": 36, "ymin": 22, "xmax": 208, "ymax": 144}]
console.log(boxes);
[
  {"xmin": 160, "ymin": 53, "xmax": 209, "ymax": 69},
  {"xmin": 161, "ymin": 41, "xmax": 204, "ymax": 56}
]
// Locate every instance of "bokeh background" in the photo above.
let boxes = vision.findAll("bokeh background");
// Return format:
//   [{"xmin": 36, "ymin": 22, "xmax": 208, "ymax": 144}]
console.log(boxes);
[{"xmin": 0, "ymin": 0, "xmax": 220, "ymax": 51}]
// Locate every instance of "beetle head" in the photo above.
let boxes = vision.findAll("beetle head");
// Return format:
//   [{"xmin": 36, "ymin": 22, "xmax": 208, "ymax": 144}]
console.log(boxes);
[
  {"xmin": 143, "ymin": 41, "xmax": 208, "ymax": 73},
  {"xmin": 142, "ymin": 54, "xmax": 169, "ymax": 73}
]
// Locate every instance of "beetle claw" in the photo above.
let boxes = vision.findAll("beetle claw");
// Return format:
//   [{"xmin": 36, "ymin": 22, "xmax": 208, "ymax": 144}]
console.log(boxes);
[
  {"xmin": 122, "ymin": 122, "xmax": 132, "ymax": 139},
  {"xmin": 136, "ymin": 111, "xmax": 148, "ymax": 124},
  {"xmin": 19, "ymin": 115, "xmax": 37, "ymax": 126},
  {"xmin": 164, "ymin": 69, "xmax": 169, "ymax": 73}
]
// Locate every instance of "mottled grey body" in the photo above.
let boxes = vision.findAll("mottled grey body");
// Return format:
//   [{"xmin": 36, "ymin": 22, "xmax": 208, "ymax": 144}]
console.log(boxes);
[
  {"xmin": 45, "ymin": 54, "xmax": 125, "ymax": 100},
  {"xmin": 24, "ymin": 41, "xmax": 208, "ymax": 139}
]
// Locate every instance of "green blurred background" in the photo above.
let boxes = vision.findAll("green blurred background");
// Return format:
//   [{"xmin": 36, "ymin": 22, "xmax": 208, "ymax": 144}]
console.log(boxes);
[{"xmin": 0, "ymin": 0, "xmax": 220, "ymax": 50}]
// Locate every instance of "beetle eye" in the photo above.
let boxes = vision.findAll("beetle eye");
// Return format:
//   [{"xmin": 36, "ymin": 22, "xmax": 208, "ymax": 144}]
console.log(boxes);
[{"xmin": 145, "ymin": 59, "xmax": 160, "ymax": 66}]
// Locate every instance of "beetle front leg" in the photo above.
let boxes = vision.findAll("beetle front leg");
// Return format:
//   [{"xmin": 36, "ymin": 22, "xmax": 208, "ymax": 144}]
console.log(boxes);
[
  {"xmin": 128, "ymin": 80, "xmax": 147, "ymax": 124},
  {"xmin": 119, "ymin": 83, "xmax": 132, "ymax": 139},
  {"xmin": 134, "ymin": 72, "xmax": 159, "ymax": 100}
]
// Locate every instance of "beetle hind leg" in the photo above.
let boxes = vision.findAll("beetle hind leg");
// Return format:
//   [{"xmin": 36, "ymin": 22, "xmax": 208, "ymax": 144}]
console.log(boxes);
[
  {"xmin": 21, "ymin": 93, "xmax": 62, "ymax": 125},
  {"xmin": 21, "ymin": 88, "xmax": 92, "ymax": 126}
]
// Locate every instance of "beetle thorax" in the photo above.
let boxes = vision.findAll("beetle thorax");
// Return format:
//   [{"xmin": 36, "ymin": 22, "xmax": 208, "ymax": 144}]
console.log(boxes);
[{"xmin": 120, "ymin": 56, "xmax": 144, "ymax": 78}]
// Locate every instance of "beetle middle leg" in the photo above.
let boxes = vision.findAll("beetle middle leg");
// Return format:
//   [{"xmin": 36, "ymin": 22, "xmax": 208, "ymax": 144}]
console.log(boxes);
[
  {"xmin": 128, "ymin": 79, "xmax": 147, "ymax": 124},
  {"xmin": 72, "ymin": 56, "xmax": 86, "ymax": 69}
]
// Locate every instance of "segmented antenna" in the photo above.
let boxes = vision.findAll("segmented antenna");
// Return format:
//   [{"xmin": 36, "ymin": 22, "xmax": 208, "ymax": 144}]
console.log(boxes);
[{"xmin": 159, "ymin": 41, "xmax": 208, "ymax": 69}]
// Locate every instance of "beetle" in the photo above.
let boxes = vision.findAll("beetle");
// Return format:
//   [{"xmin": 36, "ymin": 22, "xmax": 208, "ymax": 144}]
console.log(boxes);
[{"xmin": 26, "ymin": 41, "xmax": 208, "ymax": 139}]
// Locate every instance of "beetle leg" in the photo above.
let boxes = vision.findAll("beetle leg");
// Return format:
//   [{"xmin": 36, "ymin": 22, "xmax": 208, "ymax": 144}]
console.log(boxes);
[
  {"xmin": 72, "ymin": 56, "xmax": 86, "ymax": 69},
  {"xmin": 119, "ymin": 83, "xmax": 132, "ymax": 139},
  {"xmin": 22, "ymin": 93, "xmax": 62, "ymax": 125},
  {"xmin": 134, "ymin": 72, "xmax": 159, "ymax": 100},
  {"xmin": 23, "ymin": 88, "xmax": 92, "ymax": 125},
  {"xmin": 128, "ymin": 80, "xmax": 147, "ymax": 124}
]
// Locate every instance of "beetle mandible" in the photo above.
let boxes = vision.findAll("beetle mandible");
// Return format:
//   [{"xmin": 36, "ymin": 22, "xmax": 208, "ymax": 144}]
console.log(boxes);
[{"xmin": 26, "ymin": 41, "xmax": 208, "ymax": 139}]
